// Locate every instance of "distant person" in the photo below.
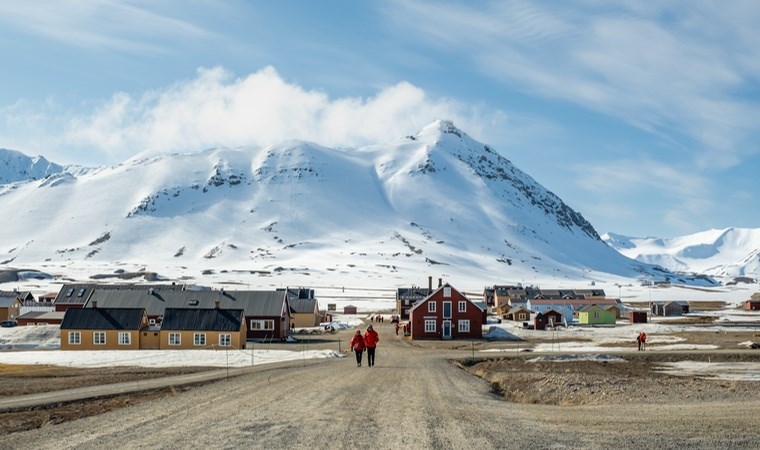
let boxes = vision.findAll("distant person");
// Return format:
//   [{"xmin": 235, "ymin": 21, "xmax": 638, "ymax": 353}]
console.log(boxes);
[
  {"xmin": 640, "ymin": 332, "xmax": 647, "ymax": 350},
  {"xmin": 395, "ymin": 322, "xmax": 400, "ymax": 336},
  {"xmin": 636, "ymin": 333, "xmax": 642, "ymax": 351},
  {"xmin": 350, "ymin": 330, "xmax": 365, "ymax": 367},
  {"xmin": 364, "ymin": 324, "xmax": 380, "ymax": 367}
]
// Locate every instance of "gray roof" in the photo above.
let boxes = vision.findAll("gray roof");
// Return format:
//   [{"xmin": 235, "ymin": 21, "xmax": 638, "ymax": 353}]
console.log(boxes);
[
  {"xmin": 161, "ymin": 308, "xmax": 244, "ymax": 331},
  {"xmin": 0, "ymin": 290, "xmax": 34, "ymax": 301},
  {"xmin": 61, "ymin": 308, "xmax": 146, "ymax": 330},
  {"xmin": 54, "ymin": 283, "xmax": 183, "ymax": 305},
  {"xmin": 0, "ymin": 296, "xmax": 21, "ymax": 308},
  {"xmin": 397, "ymin": 287, "xmax": 431, "ymax": 300},
  {"xmin": 86, "ymin": 289, "xmax": 287, "ymax": 318},
  {"xmin": 290, "ymin": 297, "xmax": 318, "ymax": 314}
]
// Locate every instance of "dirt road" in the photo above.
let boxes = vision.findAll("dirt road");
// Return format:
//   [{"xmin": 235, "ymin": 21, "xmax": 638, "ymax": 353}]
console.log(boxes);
[{"xmin": 4, "ymin": 323, "xmax": 760, "ymax": 449}]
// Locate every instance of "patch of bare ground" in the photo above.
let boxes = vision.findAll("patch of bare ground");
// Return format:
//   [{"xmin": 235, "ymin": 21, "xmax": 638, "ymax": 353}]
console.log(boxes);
[
  {"xmin": 0, "ymin": 365, "xmax": 215, "ymax": 435},
  {"xmin": 0, "ymin": 364, "xmax": 211, "ymax": 396},
  {"xmin": 0, "ymin": 385, "xmax": 191, "ymax": 435},
  {"xmin": 459, "ymin": 352, "xmax": 760, "ymax": 407}
]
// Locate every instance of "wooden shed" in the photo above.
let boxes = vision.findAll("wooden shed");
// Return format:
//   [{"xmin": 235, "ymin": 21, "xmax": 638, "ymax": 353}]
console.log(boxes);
[
  {"xmin": 745, "ymin": 299, "xmax": 760, "ymax": 311},
  {"xmin": 629, "ymin": 311, "xmax": 648, "ymax": 324},
  {"xmin": 343, "ymin": 305, "xmax": 358, "ymax": 314},
  {"xmin": 534, "ymin": 310, "xmax": 563, "ymax": 330}
]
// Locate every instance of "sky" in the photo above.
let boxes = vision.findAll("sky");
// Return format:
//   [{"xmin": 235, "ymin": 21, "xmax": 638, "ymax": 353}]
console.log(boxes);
[{"xmin": 0, "ymin": 0, "xmax": 758, "ymax": 238}]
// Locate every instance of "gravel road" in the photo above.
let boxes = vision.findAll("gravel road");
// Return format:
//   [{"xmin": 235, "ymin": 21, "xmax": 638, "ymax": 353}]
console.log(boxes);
[{"xmin": 4, "ymin": 324, "xmax": 760, "ymax": 449}]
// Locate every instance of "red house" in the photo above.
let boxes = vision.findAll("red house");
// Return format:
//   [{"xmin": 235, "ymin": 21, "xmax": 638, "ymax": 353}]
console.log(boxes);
[
  {"xmin": 409, "ymin": 283, "xmax": 484, "ymax": 340},
  {"xmin": 745, "ymin": 299, "xmax": 760, "ymax": 311},
  {"xmin": 534, "ymin": 309, "xmax": 563, "ymax": 330}
]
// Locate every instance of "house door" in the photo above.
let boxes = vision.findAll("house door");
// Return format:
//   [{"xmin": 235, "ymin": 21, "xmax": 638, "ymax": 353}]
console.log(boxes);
[{"xmin": 442, "ymin": 320, "xmax": 452, "ymax": 339}]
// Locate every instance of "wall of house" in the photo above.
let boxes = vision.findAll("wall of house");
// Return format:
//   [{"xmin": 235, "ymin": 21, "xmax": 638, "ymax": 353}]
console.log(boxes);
[
  {"xmin": 246, "ymin": 315, "xmax": 287, "ymax": 340},
  {"xmin": 0, "ymin": 303, "xmax": 21, "ymax": 321},
  {"xmin": 159, "ymin": 329, "xmax": 246, "ymax": 349},
  {"xmin": 291, "ymin": 312, "xmax": 319, "ymax": 328},
  {"xmin": 61, "ymin": 329, "xmax": 140, "ymax": 350},
  {"xmin": 410, "ymin": 289, "xmax": 483, "ymax": 340},
  {"xmin": 579, "ymin": 310, "xmax": 615, "ymax": 324},
  {"xmin": 16, "ymin": 318, "xmax": 62, "ymax": 326},
  {"xmin": 139, "ymin": 329, "xmax": 161, "ymax": 349}
]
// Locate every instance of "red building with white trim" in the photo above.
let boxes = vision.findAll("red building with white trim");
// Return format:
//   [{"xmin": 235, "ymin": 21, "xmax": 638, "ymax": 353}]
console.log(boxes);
[{"xmin": 409, "ymin": 283, "xmax": 483, "ymax": 340}]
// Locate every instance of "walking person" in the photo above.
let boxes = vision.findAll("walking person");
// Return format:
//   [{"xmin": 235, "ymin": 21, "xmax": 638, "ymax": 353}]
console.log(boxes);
[
  {"xmin": 364, "ymin": 324, "xmax": 379, "ymax": 367},
  {"xmin": 636, "ymin": 332, "xmax": 642, "ymax": 351},
  {"xmin": 640, "ymin": 331, "xmax": 647, "ymax": 351},
  {"xmin": 350, "ymin": 330, "xmax": 365, "ymax": 367}
]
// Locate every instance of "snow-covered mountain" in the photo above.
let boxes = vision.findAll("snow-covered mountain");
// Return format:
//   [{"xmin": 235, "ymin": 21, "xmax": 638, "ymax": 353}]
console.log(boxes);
[
  {"xmin": 603, "ymin": 228, "xmax": 760, "ymax": 279},
  {"xmin": 0, "ymin": 120, "xmax": 709, "ymax": 287},
  {"xmin": 0, "ymin": 148, "xmax": 64, "ymax": 184}
]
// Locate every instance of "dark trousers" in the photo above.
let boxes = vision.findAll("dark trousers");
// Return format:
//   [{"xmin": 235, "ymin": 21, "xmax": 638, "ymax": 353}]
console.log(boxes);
[
  {"xmin": 366, "ymin": 347, "xmax": 376, "ymax": 366},
  {"xmin": 354, "ymin": 350, "xmax": 363, "ymax": 365}
]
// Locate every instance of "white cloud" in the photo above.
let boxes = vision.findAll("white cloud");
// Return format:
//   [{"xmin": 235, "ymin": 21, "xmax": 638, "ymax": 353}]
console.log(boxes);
[
  {"xmin": 0, "ymin": 0, "xmax": 214, "ymax": 53},
  {"xmin": 383, "ymin": 0, "xmax": 760, "ymax": 169},
  {"xmin": 64, "ymin": 66, "xmax": 507, "ymax": 159}
]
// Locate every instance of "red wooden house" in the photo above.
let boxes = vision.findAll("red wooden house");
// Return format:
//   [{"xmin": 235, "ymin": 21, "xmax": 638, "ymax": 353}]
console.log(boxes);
[
  {"xmin": 534, "ymin": 309, "xmax": 563, "ymax": 330},
  {"xmin": 745, "ymin": 299, "xmax": 760, "ymax": 311},
  {"xmin": 409, "ymin": 283, "xmax": 484, "ymax": 340}
]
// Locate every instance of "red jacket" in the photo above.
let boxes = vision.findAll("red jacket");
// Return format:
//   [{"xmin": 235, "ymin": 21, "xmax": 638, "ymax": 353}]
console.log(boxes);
[
  {"xmin": 364, "ymin": 329, "xmax": 379, "ymax": 348},
  {"xmin": 350, "ymin": 334, "xmax": 365, "ymax": 351}
]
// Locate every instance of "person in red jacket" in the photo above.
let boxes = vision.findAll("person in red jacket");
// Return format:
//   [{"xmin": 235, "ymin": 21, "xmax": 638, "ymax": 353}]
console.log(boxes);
[
  {"xmin": 364, "ymin": 324, "xmax": 379, "ymax": 367},
  {"xmin": 349, "ymin": 330, "xmax": 365, "ymax": 367}
]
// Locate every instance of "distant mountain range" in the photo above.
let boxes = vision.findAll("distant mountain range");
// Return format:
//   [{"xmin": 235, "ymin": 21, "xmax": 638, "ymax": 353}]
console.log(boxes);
[
  {"xmin": 603, "ymin": 229, "xmax": 760, "ymax": 280},
  {"xmin": 0, "ymin": 121, "xmax": 715, "ymax": 286}
]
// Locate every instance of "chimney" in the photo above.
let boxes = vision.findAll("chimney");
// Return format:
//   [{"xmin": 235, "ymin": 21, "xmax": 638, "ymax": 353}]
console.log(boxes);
[
  {"xmin": 215, "ymin": 299, "xmax": 220, "ymax": 309},
  {"xmin": 220, "ymin": 287, "xmax": 224, "ymax": 296},
  {"xmin": 148, "ymin": 288, "xmax": 154, "ymax": 295},
  {"xmin": 438, "ymin": 278, "xmax": 442, "ymax": 288},
  {"xmin": 92, "ymin": 300, "xmax": 98, "ymax": 309},
  {"xmin": 428, "ymin": 276, "xmax": 432, "ymax": 292}
]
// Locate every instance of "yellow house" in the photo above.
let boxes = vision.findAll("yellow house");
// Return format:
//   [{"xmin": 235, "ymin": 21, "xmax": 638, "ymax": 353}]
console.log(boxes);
[
  {"xmin": 60, "ymin": 307, "xmax": 147, "ymax": 350},
  {"xmin": 159, "ymin": 308, "xmax": 246, "ymax": 349},
  {"xmin": 289, "ymin": 298, "xmax": 321, "ymax": 328}
]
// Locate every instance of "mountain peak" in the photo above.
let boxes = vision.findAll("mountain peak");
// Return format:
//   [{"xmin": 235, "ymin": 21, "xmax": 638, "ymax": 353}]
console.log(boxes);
[{"xmin": 415, "ymin": 119, "xmax": 465, "ymax": 140}]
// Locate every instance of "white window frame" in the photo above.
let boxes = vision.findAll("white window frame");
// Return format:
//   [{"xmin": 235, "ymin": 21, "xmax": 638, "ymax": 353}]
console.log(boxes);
[
  {"xmin": 458, "ymin": 301, "xmax": 467, "ymax": 313},
  {"xmin": 169, "ymin": 333, "xmax": 181, "ymax": 346},
  {"xmin": 443, "ymin": 287, "xmax": 452, "ymax": 298},
  {"xmin": 458, "ymin": 320, "xmax": 470, "ymax": 333},
  {"xmin": 250, "ymin": 319, "xmax": 275, "ymax": 331},
  {"xmin": 194, "ymin": 333, "xmax": 207, "ymax": 346},
  {"xmin": 93, "ymin": 331, "xmax": 106, "ymax": 345},
  {"xmin": 68, "ymin": 331, "xmax": 81, "ymax": 345},
  {"xmin": 424, "ymin": 320, "xmax": 436, "ymax": 333},
  {"xmin": 427, "ymin": 302, "xmax": 436, "ymax": 313},
  {"xmin": 118, "ymin": 332, "xmax": 131, "ymax": 346},
  {"xmin": 219, "ymin": 334, "xmax": 231, "ymax": 347}
]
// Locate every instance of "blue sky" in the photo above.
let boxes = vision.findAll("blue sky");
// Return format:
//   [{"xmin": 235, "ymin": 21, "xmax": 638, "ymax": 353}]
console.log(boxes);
[{"xmin": 1, "ymin": 0, "xmax": 758, "ymax": 238}]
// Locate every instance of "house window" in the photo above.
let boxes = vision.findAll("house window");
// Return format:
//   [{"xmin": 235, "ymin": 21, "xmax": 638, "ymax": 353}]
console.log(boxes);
[
  {"xmin": 169, "ymin": 333, "xmax": 181, "ymax": 346},
  {"xmin": 68, "ymin": 331, "xmax": 81, "ymax": 345},
  {"xmin": 118, "ymin": 332, "xmax": 131, "ymax": 345},
  {"xmin": 593, "ymin": 311, "xmax": 600, "ymax": 319},
  {"xmin": 459, "ymin": 320, "xmax": 470, "ymax": 333},
  {"xmin": 424, "ymin": 320, "xmax": 436, "ymax": 333},
  {"xmin": 250, "ymin": 320, "xmax": 275, "ymax": 330},
  {"xmin": 219, "ymin": 334, "xmax": 231, "ymax": 347},
  {"xmin": 443, "ymin": 287, "xmax": 451, "ymax": 298},
  {"xmin": 194, "ymin": 333, "xmax": 207, "ymax": 346},
  {"xmin": 458, "ymin": 301, "xmax": 467, "ymax": 313},
  {"xmin": 427, "ymin": 302, "xmax": 436, "ymax": 313},
  {"xmin": 93, "ymin": 332, "xmax": 106, "ymax": 345}
]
